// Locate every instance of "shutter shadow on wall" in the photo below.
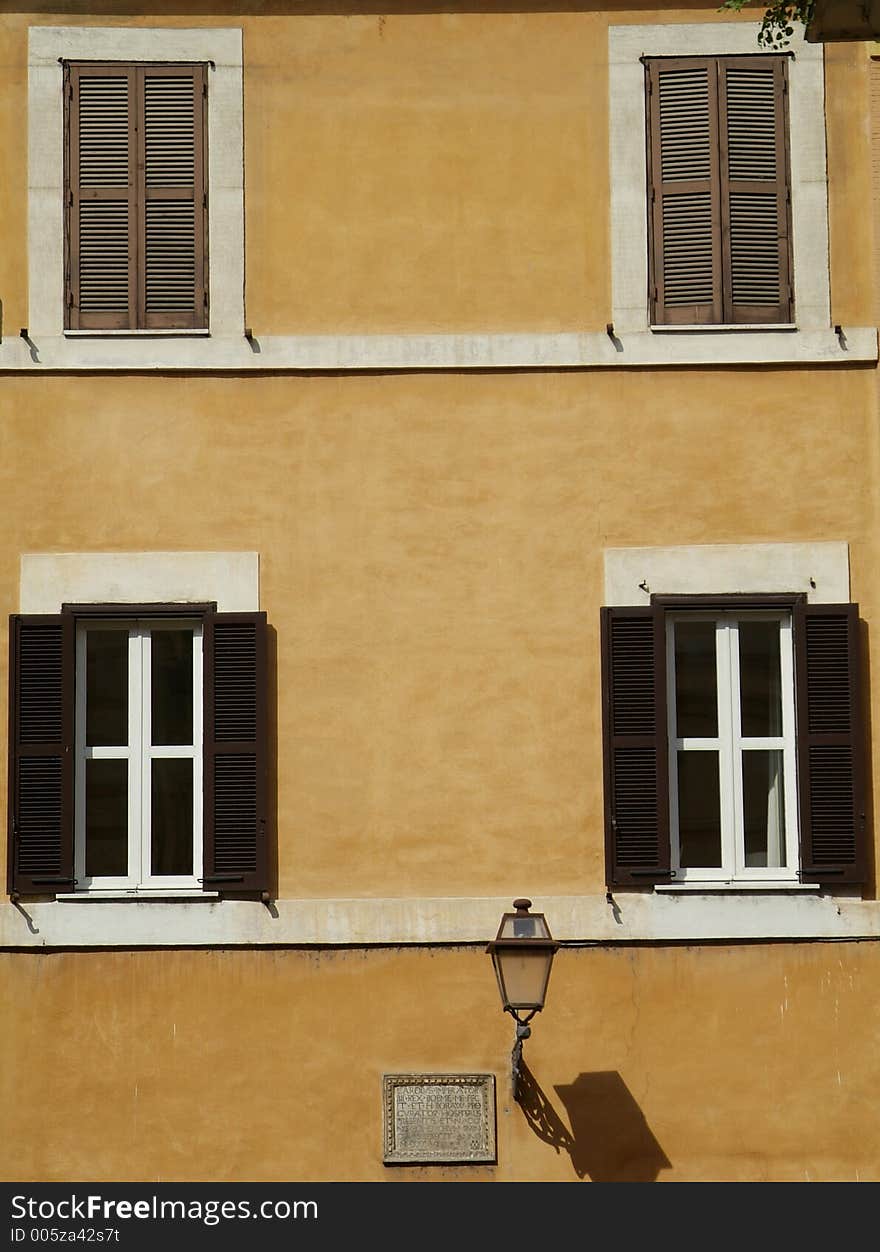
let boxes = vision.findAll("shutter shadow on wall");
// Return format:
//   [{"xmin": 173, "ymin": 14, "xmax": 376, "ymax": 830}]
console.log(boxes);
[
  {"xmin": 646, "ymin": 55, "xmax": 792, "ymax": 326},
  {"xmin": 65, "ymin": 62, "xmax": 207, "ymax": 331}
]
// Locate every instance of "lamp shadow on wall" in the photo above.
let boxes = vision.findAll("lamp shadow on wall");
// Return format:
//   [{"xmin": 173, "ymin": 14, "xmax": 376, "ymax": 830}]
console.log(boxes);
[{"xmin": 516, "ymin": 1062, "xmax": 670, "ymax": 1182}]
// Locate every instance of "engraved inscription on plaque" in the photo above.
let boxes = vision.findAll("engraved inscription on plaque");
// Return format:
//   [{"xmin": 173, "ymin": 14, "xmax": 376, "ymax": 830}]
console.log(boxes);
[{"xmin": 383, "ymin": 1073, "xmax": 496, "ymax": 1164}]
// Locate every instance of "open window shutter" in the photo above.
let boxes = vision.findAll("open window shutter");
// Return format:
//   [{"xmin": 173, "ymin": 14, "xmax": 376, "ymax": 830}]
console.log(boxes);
[
  {"xmin": 8, "ymin": 616, "xmax": 75, "ymax": 896},
  {"xmin": 647, "ymin": 58, "xmax": 723, "ymax": 326},
  {"xmin": 718, "ymin": 56, "xmax": 792, "ymax": 324},
  {"xmin": 794, "ymin": 603, "xmax": 865, "ymax": 884},
  {"xmin": 66, "ymin": 64, "xmax": 137, "ymax": 330},
  {"xmin": 139, "ymin": 65, "xmax": 208, "ymax": 330},
  {"xmin": 203, "ymin": 612, "xmax": 268, "ymax": 893},
  {"xmin": 601, "ymin": 607, "xmax": 670, "ymax": 887}
]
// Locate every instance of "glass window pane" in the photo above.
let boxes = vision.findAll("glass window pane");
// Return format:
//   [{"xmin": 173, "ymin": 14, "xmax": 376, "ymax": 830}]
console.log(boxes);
[
  {"xmin": 86, "ymin": 630, "xmax": 128, "ymax": 746},
  {"xmin": 152, "ymin": 630, "xmax": 193, "ymax": 746},
  {"xmin": 151, "ymin": 758, "xmax": 193, "ymax": 876},
  {"xmin": 677, "ymin": 751, "xmax": 722, "ymax": 867},
  {"xmin": 743, "ymin": 749, "xmax": 786, "ymax": 868},
  {"xmin": 739, "ymin": 620, "xmax": 782, "ymax": 738},
  {"xmin": 86, "ymin": 759, "xmax": 128, "ymax": 877},
  {"xmin": 674, "ymin": 620, "xmax": 718, "ymax": 737}
]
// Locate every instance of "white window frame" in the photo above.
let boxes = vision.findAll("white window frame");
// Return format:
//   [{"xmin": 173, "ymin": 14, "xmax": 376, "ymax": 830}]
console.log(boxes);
[
  {"xmin": 609, "ymin": 23, "xmax": 830, "ymax": 336},
  {"xmin": 27, "ymin": 26, "xmax": 244, "ymax": 341},
  {"xmin": 74, "ymin": 618, "xmax": 204, "ymax": 894},
  {"xmin": 667, "ymin": 610, "xmax": 799, "ymax": 884}
]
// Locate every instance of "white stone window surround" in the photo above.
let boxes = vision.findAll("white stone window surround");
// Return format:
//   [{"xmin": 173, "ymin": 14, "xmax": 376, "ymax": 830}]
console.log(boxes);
[
  {"xmin": 609, "ymin": 23, "xmax": 830, "ymax": 337},
  {"xmin": 27, "ymin": 26, "xmax": 244, "ymax": 342},
  {"xmin": 603, "ymin": 541, "xmax": 850, "ymax": 607},
  {"xmin": 19, "ymin": 551, "xmax": 259, "ymax": 614}
]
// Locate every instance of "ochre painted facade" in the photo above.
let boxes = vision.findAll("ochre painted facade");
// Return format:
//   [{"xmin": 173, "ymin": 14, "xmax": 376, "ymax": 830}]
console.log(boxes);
[
  {"xmin": 1, "ymin": 368, "xmax": 878, "ymax": 899},
  {"xmin": 1, "ymin": 2, "xmax": 879, "ymax": 1182},
  {"xmin": 2, "ymin": 942, "xmax": 879, "ymax": 1182}
]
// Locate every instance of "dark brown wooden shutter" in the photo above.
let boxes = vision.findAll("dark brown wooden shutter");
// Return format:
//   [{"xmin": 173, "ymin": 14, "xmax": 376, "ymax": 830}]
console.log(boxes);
[
  {"xmin": 647, "ymin": 56, "xmax": 792, "ymax": 327},
  {"xmin": 66, "ymin": 64, "xmax": 137, "ymax": 330},
  {"xmin": 647, "ymin": 58, "xmax": 723, "ymax": 326},
  {"xmin": 719, "ymin": 57, "xmax": 792, "ymax": 324},
  {"xmin": 601, "ymin": 607, "xmax": 670, "ymax": 887},
  {"xmin": 7, "ymin": 615, "xmax": 75, "ymax": 896},
  {"xmin": 203, "ymin": 612, "xmax": 268, "ymax": 894},
  {"xmin": 65, "ymin": 62, "xmax": 207, "ymax": 331},
  {"xmin": 139, "ymin": 65, "xmax": 208, "ymax": 330},
  {"xmin": 794, "ymin": 603, "xmax": 865, "ymax": 884}
]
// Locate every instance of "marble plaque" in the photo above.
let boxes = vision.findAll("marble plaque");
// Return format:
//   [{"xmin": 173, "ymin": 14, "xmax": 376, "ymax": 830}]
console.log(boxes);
[{"xmin": 383, "ymin": 1074, "xmax": 496, "ymax": 1164}]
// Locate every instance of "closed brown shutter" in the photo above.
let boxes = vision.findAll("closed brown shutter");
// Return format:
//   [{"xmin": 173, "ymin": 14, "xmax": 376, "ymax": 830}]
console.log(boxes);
[
  {"xmin": 794, "ymin": 603, "xmax": 865, "ymax": 884},
  {"xmin": 647, "ymin": 56, "xmax": 792, "ymax": 326},
  {"xmin": 66, "ymin": 64, "xmax": 137, "ymax": 330},
  {"xmin": 140, "ymin": 65, "xmax": 208, "ymax": 330},
  {"xmin": 600, "ymin": 607, "xmax": 671, "ymax": 887},
  {"xmin": 203, "ymin": 612, "xmax": 269, "ymax": 894},
  {"xmin": 65, "ymin": 62, "xmax": 207, "ymax": 331},
  {"xmin": 647, "ymin": 58, "xmax": 723, "ymax": 326},
  {"xmin": 8, "ymin": 615, "xmax": 75, "ymax": 896},
  {"xmin": 719, "ymin": 57, "xmax": 792, "ymax": 324}
]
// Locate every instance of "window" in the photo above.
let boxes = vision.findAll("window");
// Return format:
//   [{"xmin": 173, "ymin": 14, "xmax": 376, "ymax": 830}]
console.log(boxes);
[
  {"xmin": 8, "ymin": 605, "xmax": 268, "ymax": 897},
  {"xmin": 668, "ymin": 611, "xmax": 797, "ymax": 881},
  {"xmin": 601, "ymin": 598, "xmax": 866, "ymax": 888},
  {"xmin": 64, "ymin": 62, "xmax": 208, "ymax": 331},
  {"xmin": 645, "ymin": 55, "xmax": 792, "ymax": 327},
  {"xmin": 75, "ymin": 619, "xmax": 203, "ymax": 891}
]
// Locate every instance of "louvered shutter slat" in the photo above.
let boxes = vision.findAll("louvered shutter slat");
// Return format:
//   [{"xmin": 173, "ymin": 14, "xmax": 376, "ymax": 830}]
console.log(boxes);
[
  {"xmin": 720, "ymin": 59, "xmax": 792, "ymax": 324},
  {"xmin": 140, "ymin": 67, "xmax": 207, "ymax": 329},
  {"xmin": 203, "ymin": 612, "xmax": 269, "ymax": 894},
  {"xmin": 648, "ymin": 60, "xmax": 722, "ymax": 325},
  {"xmin": 794, "ymin": 604, "xmax": 865, "ymax": 884},
  {"xmin": 8, "ymin": 616, "xmax": 75, "ymax": 896},
  {"xmin": 601, "ymin": 607, "xmax": 671, "ymax": 886}
]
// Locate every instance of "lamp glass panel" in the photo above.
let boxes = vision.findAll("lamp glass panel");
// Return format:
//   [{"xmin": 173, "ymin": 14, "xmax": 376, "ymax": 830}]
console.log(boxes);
[
  {"xmin": 497, "ymin": 914, "xmax": 551, "ymax": 941},
  {"xmin": 496, "ymin": 948, "xmax": 553, "ymax": 1009}
]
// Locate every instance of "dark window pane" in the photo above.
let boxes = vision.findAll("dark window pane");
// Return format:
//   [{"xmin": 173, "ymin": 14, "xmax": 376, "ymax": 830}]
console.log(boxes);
[
  {"xmin": 675, "ymin": 620, "xmax": 718, "ymax": 737},
  {"xmin": 86, "ymin": 759, "xmax": 128, "ymax": 877},
  {"xmin": 151, "ymin": 758, "xmax": 193, "ymax": 875},
  {"xmin": 743, "ymin": 749, "xmax": 786, "ymax": 868},
  {"xmin": 739, "ymin": 620, "xmax": 782, "ymax": 737},
  {"xmin": 86, "ymin": 630, "xmax": 128, "ymax": 746},
  {"xmin": 152, "ymin": 630, "xmax": 193, "ymax": 746},
  {"xmin": 677, "ymin": 751, "xmax": 722, "ymax": 867}
]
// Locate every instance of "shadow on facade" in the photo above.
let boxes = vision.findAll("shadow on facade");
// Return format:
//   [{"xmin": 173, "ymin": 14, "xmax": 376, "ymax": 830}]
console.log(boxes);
[{"xmin": 516, "ymin": 1062, "xmax": 670, "ymax": 1181}]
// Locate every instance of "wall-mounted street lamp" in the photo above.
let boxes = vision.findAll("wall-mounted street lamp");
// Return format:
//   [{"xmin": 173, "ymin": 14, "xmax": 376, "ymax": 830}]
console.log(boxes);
[{"xmin": 487, "ymin": 899, "xmax": 559, "ymax": 1100}]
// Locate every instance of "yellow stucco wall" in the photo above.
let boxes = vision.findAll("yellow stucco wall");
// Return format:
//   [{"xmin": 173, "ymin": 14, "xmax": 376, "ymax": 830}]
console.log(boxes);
[
  {"xmin": 0, "ymin": 4, "xmax": 874, "ymax": 332},
  {"xmin": 1, "ymin": 941, "xmax": 878, "ymax": 1182},
  {"xmin": 0, "ymin": 367, "xmax": 877, "ymax": 898},
  {"xmin": 1, "ymin": 4, "xmax": 879, "ymax": 1185}
]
